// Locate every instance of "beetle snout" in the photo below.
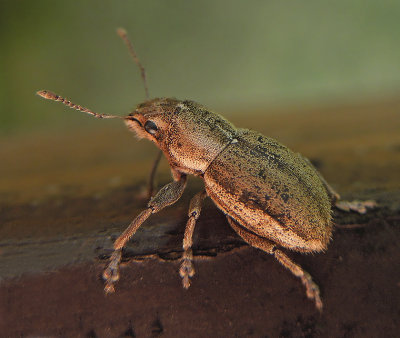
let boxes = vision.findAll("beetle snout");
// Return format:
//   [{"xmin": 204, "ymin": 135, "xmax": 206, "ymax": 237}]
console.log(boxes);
[{"xmin": 125, "ymin": 115, "xmax": 142, "ymax": 126}]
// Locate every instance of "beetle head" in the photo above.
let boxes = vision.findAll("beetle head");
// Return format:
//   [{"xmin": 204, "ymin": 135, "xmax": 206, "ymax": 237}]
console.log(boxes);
[
  {"xmin": 126, "ymin": 98, "xmax": 237, "ymax": 175},
  {"xmin": 124, "ymin": 98, "xmax": 180, "ymax": 145}
]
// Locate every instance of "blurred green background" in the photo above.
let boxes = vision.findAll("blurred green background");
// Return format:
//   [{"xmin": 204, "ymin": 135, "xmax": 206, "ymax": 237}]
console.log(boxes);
[{"xmin": 1, "ymin": 0, "xmax": 400, "ymax": 135}]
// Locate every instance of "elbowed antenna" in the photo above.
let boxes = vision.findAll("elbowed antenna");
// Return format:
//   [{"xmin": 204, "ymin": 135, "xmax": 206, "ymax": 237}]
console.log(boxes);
[
  {"xmin": 36, "ymin": 90, "xmax": 123, "ymax": 119},
  {"xmin": 117, "ymin": 28, "xmax": 149, "ymax": 100}
]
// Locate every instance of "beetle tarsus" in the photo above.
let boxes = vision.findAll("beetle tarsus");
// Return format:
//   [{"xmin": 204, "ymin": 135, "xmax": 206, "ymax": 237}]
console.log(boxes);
[
  {"xmin": 302, "ymin": 271, "xmax": 323, "ymax": 312},
  {"xmin": 104, "ymin": 283, "xmax": 116, "ymax": 294},
  {"xmin": 180, "ymin": 253, "xmax": 195, "ymax": 289},
  {"xmin": 335, "ymin": 199, "xmax": 377, "ymax": 214},
  {"xmin": 103, "ymin": 249, "xmax": 122, "ymax": 293}
]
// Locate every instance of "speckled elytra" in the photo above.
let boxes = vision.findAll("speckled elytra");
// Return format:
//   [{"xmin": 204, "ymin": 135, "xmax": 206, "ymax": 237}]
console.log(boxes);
[{"xmin": 37, "ymin": 28, "xmax": 376, "ymax": 311}]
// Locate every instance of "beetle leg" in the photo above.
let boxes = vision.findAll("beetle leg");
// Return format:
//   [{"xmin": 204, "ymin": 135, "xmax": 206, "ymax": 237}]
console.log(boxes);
[
  {"xmin": 273, "ymin": 249, "xmax": 323, "ymax": 312},
  {"xmin": 299, "ymin": 154, "xmax": 377, "ymax": 214},
  {"xmin": 311, "ymin": 164, "xmax": 377, "ymax": 214},
  {"xmin": 226, "ymin": 216, "xmax": 323, "ymax": 311},
  {"xmin": 103, "ymin": 174, "xmax": 187, "ymax": 293},
  {"xmin": 146, "ymin": 149, "xmax": 163, "ymax": 198},
  {"xmin": 334, "ymin": 199, "xmax": 377, "ymax": 214},
  {"xmin": 179, "ymin": 190, "xmax": 207, "ymax": 289}
]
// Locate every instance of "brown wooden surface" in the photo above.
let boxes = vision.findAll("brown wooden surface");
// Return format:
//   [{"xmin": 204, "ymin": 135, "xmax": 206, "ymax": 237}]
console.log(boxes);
[{"xmin": 1, "ymin": 98, "xmax": 399, "ymax": 337}]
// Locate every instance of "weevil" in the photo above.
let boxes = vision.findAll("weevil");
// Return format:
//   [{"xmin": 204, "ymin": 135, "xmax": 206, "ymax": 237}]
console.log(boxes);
[{"xmin": 37, "ymin": 29, "xmax": 376, "ymax": 311}]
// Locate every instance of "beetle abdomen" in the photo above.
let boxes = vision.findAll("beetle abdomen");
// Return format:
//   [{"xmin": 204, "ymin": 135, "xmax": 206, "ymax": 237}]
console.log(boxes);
[{"xmin": 204, "ymin": 129, "xmax": 333, "ymax": 252}]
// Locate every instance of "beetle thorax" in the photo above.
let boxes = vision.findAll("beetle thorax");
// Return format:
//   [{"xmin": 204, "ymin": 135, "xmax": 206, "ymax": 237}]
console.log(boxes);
[{"xmin": 165, "ymin": 101, "xmax": 237, "ymax": 176}]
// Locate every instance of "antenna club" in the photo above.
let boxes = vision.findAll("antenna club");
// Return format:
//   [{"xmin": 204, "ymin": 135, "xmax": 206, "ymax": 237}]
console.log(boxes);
[
  {"xmin": 116, "ymin": 28, "xmax": 127, "ymax": 38},
  {"xmin": 37, "ymin": 90, "xmax": 58, "ymax": 100}
]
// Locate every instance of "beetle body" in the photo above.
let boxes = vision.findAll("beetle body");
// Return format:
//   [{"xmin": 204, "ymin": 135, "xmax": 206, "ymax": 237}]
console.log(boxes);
[{"xmin": 126, "ymin": 98, "xmax": 333, "ymax": 253}]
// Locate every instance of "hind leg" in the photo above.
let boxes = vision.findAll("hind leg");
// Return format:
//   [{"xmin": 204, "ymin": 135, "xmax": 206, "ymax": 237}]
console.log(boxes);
[
  {"xmin": 334, "ymin": 199, "xmax": 377, "ymax": 214},
  {"xmin": 300, "ymin": 154, "xmax": 376, "ymax": 214},
  {"xmin": 226, "ymin": 216, "xmax": 323, "ymax": 311},
  {"xmin": 315, "ymin": 172, "xmax": 376, "ymax": 214}
]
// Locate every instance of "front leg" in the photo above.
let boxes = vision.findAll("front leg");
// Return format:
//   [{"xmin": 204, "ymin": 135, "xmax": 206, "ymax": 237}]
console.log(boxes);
[{"xmin": 103, "ymin": 173, "xmax": 187, "ymax": 293}]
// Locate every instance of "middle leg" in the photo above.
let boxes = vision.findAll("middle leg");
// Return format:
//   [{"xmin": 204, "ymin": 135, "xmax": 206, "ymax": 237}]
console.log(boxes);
[
  {"xmin": 300, "ymin": 154, "xmax": 376, "ymax": 214},
  {"xmin": 179, "ymin": 190, "xmax": 207, "ymax": 289}
]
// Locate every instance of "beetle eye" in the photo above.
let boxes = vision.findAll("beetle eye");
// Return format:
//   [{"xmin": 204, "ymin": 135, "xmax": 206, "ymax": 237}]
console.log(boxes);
[{"xmin": 144, "ymin": 120, "xmax": 158, "ymax": 135}]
